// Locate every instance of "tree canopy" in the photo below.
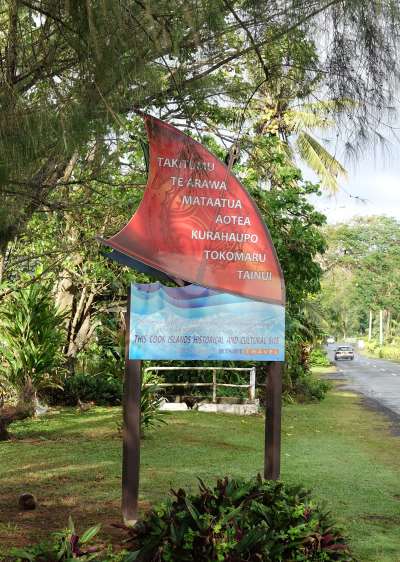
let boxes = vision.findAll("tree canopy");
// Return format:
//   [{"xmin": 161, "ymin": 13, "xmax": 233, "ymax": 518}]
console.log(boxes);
[
  {"xmin": 319, "ymin": 216, "xmax": 400, "ymax": 339},
  {"xmin": 1, "ymin": 0, "xmax": 400, "ymax": 254}
]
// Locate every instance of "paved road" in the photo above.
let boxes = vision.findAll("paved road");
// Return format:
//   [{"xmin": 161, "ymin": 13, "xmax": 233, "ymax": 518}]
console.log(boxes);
[{"xmin": 326, "ymin": 344, "xmax": 400, "ymax": 416}]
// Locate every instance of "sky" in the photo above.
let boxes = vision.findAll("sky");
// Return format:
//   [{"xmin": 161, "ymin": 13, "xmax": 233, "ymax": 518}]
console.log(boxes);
[{"xmin": 306, "ymin": 133, "xmax": 400, "ymax": 224}]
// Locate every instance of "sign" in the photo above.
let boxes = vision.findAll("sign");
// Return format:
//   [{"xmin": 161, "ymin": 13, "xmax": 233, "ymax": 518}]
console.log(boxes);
[
  {"xmin": 129, "ymin": 283, "xmax": 285, "ymax": 361},
  {"xmin": 100, "ymin": 114, "xmax": 285, "ymax": 305},
  {"xmin": 98, "ymin": 116, "xmax": 287, "ymax": 525}
]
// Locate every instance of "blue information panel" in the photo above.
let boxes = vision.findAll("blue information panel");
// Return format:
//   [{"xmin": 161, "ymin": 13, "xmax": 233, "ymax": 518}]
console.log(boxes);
[{"xmin": 129, "ymin": 283, "xmax": 285, "ymax": 361}]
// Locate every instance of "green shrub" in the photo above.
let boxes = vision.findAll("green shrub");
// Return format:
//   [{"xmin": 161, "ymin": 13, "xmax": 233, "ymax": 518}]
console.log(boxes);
[
  {"xmin": 0, "ymin": 282, "xmax": 65, "ymax": 407},
  {"xmin": 378, "ymin": 345, "xmax": 400, "ymax": 362},
  {"xmin": 309, "ymin": 348, "xmax": 331, "ymax": 367},
  {"xmin": 365, "ymin": 340, "xmax": 379, "ymax": 355},
  {"xmin": 48, "ymin": 369, "xmax": 166, "ymax": 435},
  {"xmin": 365, "ymin": 340, "xmax": 400, "ymax": 362},
  {"xmin": 283, "ymin": 323, "xmax": 313, "ymax": 396},
  {"xmin": 289, "ymin": 374, "xmax": 331, "ymax": 403},
  {"xmin": 47, "ymin": 371, "xmax": 123, "ymax": 406},
  {"xmin": 126, "ymin": 476, "xmax": 356, "ymax": 561}
]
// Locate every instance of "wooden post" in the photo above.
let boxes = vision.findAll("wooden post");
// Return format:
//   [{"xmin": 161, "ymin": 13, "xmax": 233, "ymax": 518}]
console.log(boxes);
[
  {"xmin": 212, "ymin": 369, "xmax": 217, "ymax": 403},
  {"xmin": 264, "ymin": 362, "xmax": 282, "ymax": 480},
  {"xmin": 249, "ymin": 367, "xmax": 256, "ymax": 401},
  {"xmin": 379, "ymin": 309, "xmax": 384, "ymax": 346},
  {"xmin": 122, "ymin": 287, "xmax": 142, "ymax": 526}
]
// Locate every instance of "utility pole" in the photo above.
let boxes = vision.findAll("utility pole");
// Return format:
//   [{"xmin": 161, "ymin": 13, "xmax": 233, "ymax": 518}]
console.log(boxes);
[
  {"xmin": 386, "ymin": 310, "xmax": 391, "ymax": 339},
  {"xmin": 368, "ymin": 310, "xmax": 372, "ymax": 341},
  {"xmin": 379, "ymin": 309, "xmax": 384, "ymax": 346}
]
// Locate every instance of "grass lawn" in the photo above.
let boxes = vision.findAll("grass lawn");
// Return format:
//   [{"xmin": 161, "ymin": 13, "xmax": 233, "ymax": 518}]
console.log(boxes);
[{"xmin": 1, "ymin": 369, "xmax": 400, "ymax": 561}]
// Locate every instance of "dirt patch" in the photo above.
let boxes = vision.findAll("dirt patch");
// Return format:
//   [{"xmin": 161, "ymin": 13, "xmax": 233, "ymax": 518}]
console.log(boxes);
[
  {"xmin": 361, "ymin": 514, "xmax": 400, "ymax": 525},
  {"xmin": 358, "ymin": 396, "xmax": 400, "ymax": 437},
  {"xmin": 0, "ymin": 496, "xmax": 133, "ymax": 558}
]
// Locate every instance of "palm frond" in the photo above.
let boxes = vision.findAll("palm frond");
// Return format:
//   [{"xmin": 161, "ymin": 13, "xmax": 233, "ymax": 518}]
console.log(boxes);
[
  {"xmin": 295, "ymin": 99, "xmax": 358, "ymax": 115},
  {"xmin": 285, "ymin": 109, "xmax": 334, "ymax": 132},
  {"xmin": 302, "ymin": 299, "xmax": 331, "ymax": 331},
  {"xmin": 296, "ymin": 132, "xmax": 347, "ymax": 193},
  {"xmin": 286, "ymin": 98, "xmax": 358, "ymax": 132}
]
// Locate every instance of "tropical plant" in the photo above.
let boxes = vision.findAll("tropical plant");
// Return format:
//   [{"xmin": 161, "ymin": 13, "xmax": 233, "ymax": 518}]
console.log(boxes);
[
  {"xmin": 45, "ymin": 323, "xmax": 127, "ymax": 406},
  {"xmin": 244, "ymin": 31, "xmax": 350, "ymax": 193},
  {"xmin": 0, "ymin": 281, "xmax": 65, "ymax": 409},
  {"xmin": 259, "ymin": 98, "xmax": 350, "ymax": 193},
  {"xmin": 140, "ymin": 370, "xmax": 167, "ymax": 435},
  {"xmin": 126, "ymin": 475, "xmax": 356, "ymax": 561},
  {"xmin": 11, "ymin": 517, "xmax": 103, "ymax": 561},
  {"xmin": 115, "ymin": 370, "xmax": 167, "ymax": 438},
  {"xmin": 309, "ymin": 348, "xmax": 331, "ymax": 367},
  {"xmin": 283, "ymin": 318, "xmax": 330, "ymax": 403}
]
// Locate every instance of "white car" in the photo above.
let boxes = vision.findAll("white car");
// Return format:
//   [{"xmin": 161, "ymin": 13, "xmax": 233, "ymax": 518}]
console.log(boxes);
[
  {"xmin": 334, "ymin": 346, "xmax": 354, "ymax": 361},
  {"xmin": 327, "ymin": 336, "xmax": 335, "ymax": 344}
]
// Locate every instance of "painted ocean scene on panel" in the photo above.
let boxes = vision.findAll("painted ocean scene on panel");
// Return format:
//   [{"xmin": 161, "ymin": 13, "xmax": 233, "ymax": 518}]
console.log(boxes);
[{"xmin": 129, "ymin": 283, "xmax": 285, "ymax": 361}]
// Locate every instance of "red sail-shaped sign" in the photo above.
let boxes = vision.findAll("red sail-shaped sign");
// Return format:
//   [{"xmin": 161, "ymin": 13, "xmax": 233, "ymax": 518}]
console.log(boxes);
[{"xmin": 100, "ymin": 114, "xmax": 285, "ymax": 304}]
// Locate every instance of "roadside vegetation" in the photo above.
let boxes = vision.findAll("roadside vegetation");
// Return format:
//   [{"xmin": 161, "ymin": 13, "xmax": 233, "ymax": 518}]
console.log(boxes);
[
  {"xmin": 363, "ymin": 339, "xmax": 400, "ymax": 363},
  {"xmin": 318, "ymin": 216, "xmax": 400, "ymax": 344}
]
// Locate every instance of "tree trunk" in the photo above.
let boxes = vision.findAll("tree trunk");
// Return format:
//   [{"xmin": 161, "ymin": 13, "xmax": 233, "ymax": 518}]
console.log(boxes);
[
  {"xmin": 0, "ymin": 252, "xmax": 4, "ymax": 284},
  {"xmin": 0, "ymin": 405, "xmax": 33, "ymax": 441},
  {"xmin": 0, "ymin": 380, "xmax": 36, "ymax": 441},
  {"xmin": 54, "ymin": 200, "xmax": 99, "ymax": 368},
  {"xmin": 0, "ymin": 408, "xmax": 32, "ymax": 440},
  {"xmin": 56, "ymin": 278, "xmax": 99, "ymax": 370},
  {"xmin": 18, "ymin": 379, "xmax": 36, "ymax": 411},
  {"xmin": 0, "ymin": 418, "xmax": 12, "ymax": 441}
]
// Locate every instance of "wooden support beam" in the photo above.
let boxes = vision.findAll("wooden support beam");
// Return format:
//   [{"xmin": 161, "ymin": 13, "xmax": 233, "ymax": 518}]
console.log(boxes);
[
  {"xmin": 122, "ymin": 287, "xmax": 141, "ymax": 526},
  {"xmin": 264, "ymin": 362, "xmax": 282, "ymax": 480}
]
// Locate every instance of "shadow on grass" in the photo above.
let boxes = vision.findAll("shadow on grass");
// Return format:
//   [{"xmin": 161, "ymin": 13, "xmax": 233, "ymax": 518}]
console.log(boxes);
[{"xmin": 6, "ymin": 408, "xmax": 121, "ymax": 441}]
